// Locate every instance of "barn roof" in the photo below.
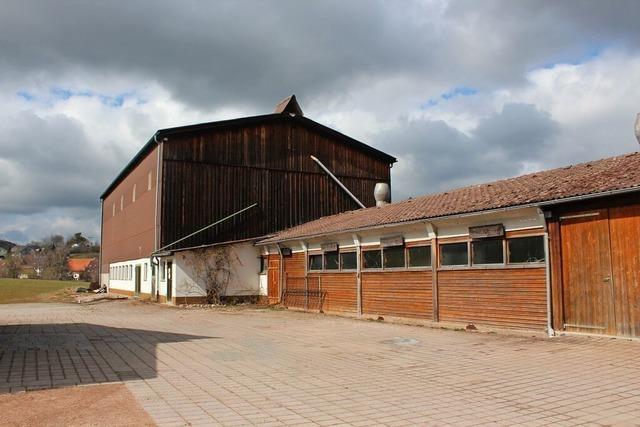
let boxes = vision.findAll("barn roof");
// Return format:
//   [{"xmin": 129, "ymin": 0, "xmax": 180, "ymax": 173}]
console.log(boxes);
[
  {"xmin": 100, "ymin": 109, "xmax": 396, "ymax": 200},
  {"xmin": 258, "ymin": 151, "xmax": 640, "ymax": 244},
  {"xmin": 67, "ymin": 258, "xmax": 95, "ymax": 273}
]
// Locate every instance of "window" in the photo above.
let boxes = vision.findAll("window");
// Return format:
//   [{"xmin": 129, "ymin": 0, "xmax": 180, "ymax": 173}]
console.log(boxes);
[
  {"xmin": 259, "ymin": 257, "xmax": 267, "ymax": 273},
  {"xmin": 340, "ymin": 252, "xmax": 357, "ymax": 270},
  {"xmin": 148, "ymin": 171, "xmax": 153, "ymax": 191},
  {"xmin": 120, "ymin": 195, "xmax": 124, "ymax": 211},
  {"xmin": 112, "ymin": 203, "xmax": 115, "ymax": 217},
  {"xmin": 441, "ymin": 242, "xmax": 469, "ymax": 266},
  {"xmin": 160, "ymin": 262, "xmax": 166, "ymax": 280},
  {"xmin": 408, "ymin": 246, "xmax": 431, "ymax": 267},
  {"xmin": 363, "ymin": 249, "xmax": 382, "ymax": 269},
  {"xmin": 472, "ymin": 239, "xmax": 504, "ymax": 264},
  {"xmin": 383, "ymin": 245, "xmax": 405, "ymax": 268},
  {"xmin": 508, "ymin": 236, "xmax": 545, "ymax": 263},
  {"xmin": 132, "ymin": 184, "xmax": 137, "ymax": 202},
  {"xmin": 309, "ymin": 254, "xmax": 323, "ymax": 271},
  {"xmin": 144, "ymin": 263, "xmax": 148, "ymax": 281},
  {"xmin": 324, "ymin": 251, "xmax": 339, "ymax": 270}
]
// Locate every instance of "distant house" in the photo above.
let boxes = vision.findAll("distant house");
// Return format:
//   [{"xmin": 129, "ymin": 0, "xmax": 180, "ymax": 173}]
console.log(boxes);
[
  {"xmin": 0, "ymin": 240, "xmax": 15, "ymax": 259},
  {"xmin": 68, "ymin": 258, "xmax": 96, "ymax": 280}
]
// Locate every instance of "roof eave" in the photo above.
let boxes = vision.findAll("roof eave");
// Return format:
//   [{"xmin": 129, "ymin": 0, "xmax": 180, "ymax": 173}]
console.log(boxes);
[{"xmin": 257, "ymin": 186, "xmax": 640, "ymax": 245}]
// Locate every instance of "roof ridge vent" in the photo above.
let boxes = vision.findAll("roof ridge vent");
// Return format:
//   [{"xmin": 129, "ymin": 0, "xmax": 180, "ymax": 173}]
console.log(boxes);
[{"xmin": 274, "ymin": 95, "xmax": 304, "ymax": 116}]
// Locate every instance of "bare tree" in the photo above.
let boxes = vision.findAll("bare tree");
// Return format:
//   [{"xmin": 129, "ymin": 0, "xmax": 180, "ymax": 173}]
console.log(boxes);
[{"xmin": 183, "ymin": 246, "xmax": 236, "ymax": 304}]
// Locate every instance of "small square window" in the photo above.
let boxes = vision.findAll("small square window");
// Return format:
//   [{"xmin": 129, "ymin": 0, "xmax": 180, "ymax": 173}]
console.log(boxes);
[
  {"xmin": 508, "ymin": 236, "xmax": 545, "ymax": 263},
  {"xmin": 363, "ymin": 250, "xmax": 382, "ymax": 269},
  {"xmin": 472, "ymin": 239, "xmax": 504, "ymax": 264},
  {"xmin": 441, "ymin": 242, "xmax": 469, "ymax": 266},
  {"xmin": 408, "ymin": 246, "xmax": 431, "ymax": 267},
  {"xmin": 340, "ymin": 252, "xmax": 357, "ymax": 270},
  {"xmin": 309, "ymin": 254, "xmax": 323, "ymax": 271},
  {"xmin": 324, "ymin": 251, "xmax": 339, "ymax": 270},
  {"xmin": 383, "ymin": 246, "xmax": 405, "ymax": 268}
]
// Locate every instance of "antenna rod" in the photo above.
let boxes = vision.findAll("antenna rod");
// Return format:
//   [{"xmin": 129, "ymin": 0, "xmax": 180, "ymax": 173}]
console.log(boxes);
[
  {"xmin": 152, "ymin": 203, "xmax": 258, "ymax": 254},
  {"xmin": 310, "ymin": 155, "xmax": 365, "ymax": 209}
]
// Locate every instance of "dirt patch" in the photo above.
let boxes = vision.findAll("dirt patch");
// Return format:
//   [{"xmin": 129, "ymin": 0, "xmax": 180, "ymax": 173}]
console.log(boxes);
[{"xmin": 0, "ymin": 384, "xmax": 155, "ymax": 426}]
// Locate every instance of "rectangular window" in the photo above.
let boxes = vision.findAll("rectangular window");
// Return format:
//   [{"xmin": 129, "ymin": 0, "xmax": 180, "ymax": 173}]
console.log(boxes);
[
  {"xmin": 132, "ymin": 184, "xmax": 137, "ymax": 202},
  {"xmin": 363, "ymin": 249, "xmax": 382, "ymax": 269},
  {"xmin": 508, "ymin": 236, "xmax": 545, "ymax": 263},
  {"xmin": 324, "ymin": 251, "xmax": 339, "ymax": 270},
  {"xmin": 441, "ymin": 242, "xmax": 469, "ymax": 266},
  {"xmin": 112, "ymin": 203, "xmax": 116, "ymax": 217},
  {"xmin": 308, "ymin": 254, "xmax": 323, "ymax": 271},
  {"xmin": 160, "ymin": 262, "xmax": 166, "ymax": 280},
  {"xmin": 144, "ymin": 263, "xmax": 148, "ymax": 281},
  {"xmin": 407, "ymin": 246, "xmax": 431, "ymax": 267},
  {"xmin": 259, "ymin": 256, "xmax": 267, "ymax": 273},
  {"xmin": 383, "ymin": 245, "xmax": 405, "ymax": 268},
  {"xmin": 148, "ymin": 171, "xmax": 152, "ymax": 191},
  {"xmin": 340, "ymin": 252, "xmax": 357, "ymax": 270},
  {"xmin": 472, "ymin": 239, "xmax": 504, "ymax": 264},
  {"xmin": 120, "ymin": 195, "xmax": 124, "ymax": 211}
]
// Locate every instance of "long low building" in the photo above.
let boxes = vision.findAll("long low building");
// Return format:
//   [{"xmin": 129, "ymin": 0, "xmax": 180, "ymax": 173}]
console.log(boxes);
[{"xmin": 257, "ymin": 152, "xmax": 640, "ymax": 339}]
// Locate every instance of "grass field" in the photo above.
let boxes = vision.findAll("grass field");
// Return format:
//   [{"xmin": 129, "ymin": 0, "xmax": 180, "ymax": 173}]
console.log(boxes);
[{"xmin": 0, "ymin": 278, "xmax": 86, "ymax": 304}]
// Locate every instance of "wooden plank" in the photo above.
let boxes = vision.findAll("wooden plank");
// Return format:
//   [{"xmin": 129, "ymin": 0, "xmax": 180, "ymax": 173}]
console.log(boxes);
[
  {"xmin": 362, "ymin": 271, "xmax": 433, "ymax": 319},
  {"xmin": 608, "ymin": 203, "xmax": 640, "ymax": 337},
  {"xmin": 438, "ymin": 268, "xmax": 547, "ymax": 329}
]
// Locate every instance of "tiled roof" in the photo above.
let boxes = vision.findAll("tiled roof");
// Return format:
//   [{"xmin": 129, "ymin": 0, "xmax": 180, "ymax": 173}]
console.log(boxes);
[
  {"xmin": 67, "ymin": 258, "xmax": 95, "ymax": 273},
  {"xmin": 259, "ymin": 152, "xmax": 640, "ymax": 244}
]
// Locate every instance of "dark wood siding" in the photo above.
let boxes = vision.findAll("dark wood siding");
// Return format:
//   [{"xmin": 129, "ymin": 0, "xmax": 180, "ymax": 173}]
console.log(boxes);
[
  {"xmin": 362, "ymin": 271, "xmax": 432, "ymax": 319},
  {"xmin": 161, "ymin": 120, "xmax": 391, "ymax": 249},
  {"xmin": 438, "ymin": 268, "xmax": 547, "ymax": 329}
]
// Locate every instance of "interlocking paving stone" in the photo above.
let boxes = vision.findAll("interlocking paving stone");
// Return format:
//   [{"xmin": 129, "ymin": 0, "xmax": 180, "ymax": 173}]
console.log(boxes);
[{"xmin": 1, "ymin": 302, "xmax": 639, "ymax": 425}]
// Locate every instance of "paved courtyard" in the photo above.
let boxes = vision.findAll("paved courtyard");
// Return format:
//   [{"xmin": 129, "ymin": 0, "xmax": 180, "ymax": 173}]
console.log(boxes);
[{"xmin": 0, "ymin": 301, "xmax": 639, "ymax": 426}]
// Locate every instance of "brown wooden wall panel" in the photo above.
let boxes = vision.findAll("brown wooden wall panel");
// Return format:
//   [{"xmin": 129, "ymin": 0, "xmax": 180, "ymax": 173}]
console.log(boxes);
[
  {"xmin": 308, "ymin": 272, "xmax": 357, "ymax": 313},
  {"xmin": 101, "ymin": 145, "xmax": 158, "ymax": 273},
  {"xmin": 361, "ymin": 271, "xmax": 433, "ymax": 319},
  {"xmin": 161, "ymin": 121, "xmax": 391, "ymax": 249},
  {"xmin": 438, "ymin": 268, "xmax": 547, "ymax": 329},
  {"xmin": 607, "ymin": 203, "xmax": 640, "ymax": 337}
]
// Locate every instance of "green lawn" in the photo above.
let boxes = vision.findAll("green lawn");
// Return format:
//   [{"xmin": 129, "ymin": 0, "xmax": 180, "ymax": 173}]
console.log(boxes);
[{"xmin": 0, "ymin": 278, "xmax": 86, "ymax": 304}]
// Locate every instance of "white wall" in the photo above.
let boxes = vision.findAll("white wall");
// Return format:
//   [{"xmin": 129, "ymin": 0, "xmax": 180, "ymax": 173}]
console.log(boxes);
[
  {"xmin": 173, "ymin": 242, "xmax": 264, "ymax": 298},
  {"xmin": 108, "ymin": 257, "xmax": 153, "ymax": 294}
]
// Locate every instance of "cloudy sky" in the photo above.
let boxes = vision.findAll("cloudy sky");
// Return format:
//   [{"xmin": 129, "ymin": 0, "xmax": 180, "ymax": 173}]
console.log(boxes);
[{"xmin": 2, "ymin": 0, "xmax": 640, "ymax": 243}]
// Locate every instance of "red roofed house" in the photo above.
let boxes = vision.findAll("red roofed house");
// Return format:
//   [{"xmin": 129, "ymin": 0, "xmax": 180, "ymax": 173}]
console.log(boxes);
[
  {"xmin": 258, "ymin": 152, "xmax": 640, "ymax": 339},
  {"xmin": 68, "ymin": 258, "xmax": 96, "ymax": 280}
]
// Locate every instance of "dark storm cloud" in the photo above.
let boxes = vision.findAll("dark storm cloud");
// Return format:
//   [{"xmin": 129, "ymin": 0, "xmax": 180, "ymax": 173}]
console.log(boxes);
[
  {"xmin": 377, "ymin": 103, "xmax": 559, "ymax": 200},
  {"xmin": 2, "ymin": 0, "xmax": 640, "ymax": 112},
  {"xmin": 0, "ymin": 111, "xmax": 125, "ymax": 214}
]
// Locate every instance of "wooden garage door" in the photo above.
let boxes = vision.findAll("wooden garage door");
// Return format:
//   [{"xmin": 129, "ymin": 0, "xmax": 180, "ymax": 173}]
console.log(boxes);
[
  {"xmin": 609, "ymin": 204, "xmax": 640, "ymax": 337},
  {"xmin": 560, "ymin": 209, "xmax": 615, "ymax": 334},
  {"xmin": 560, "ymin": 205, "xmax": 640, "ymax": 337}
]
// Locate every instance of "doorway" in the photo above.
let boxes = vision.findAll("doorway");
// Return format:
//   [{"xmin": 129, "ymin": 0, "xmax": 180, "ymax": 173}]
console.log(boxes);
[
  {"xmin": 166, "ymin": 261, "xmax": 173, "ymax": 302},
  {"xmin": 267, "ymin": 258, "xmax": 280, "ymax": 304},
  {"xmin": 134, "ymin": 265, "xmax": 141, "ymax": 295},
  {"xmin": 559, "ymin": 205, "xmax": 640, "ymax": 337}
]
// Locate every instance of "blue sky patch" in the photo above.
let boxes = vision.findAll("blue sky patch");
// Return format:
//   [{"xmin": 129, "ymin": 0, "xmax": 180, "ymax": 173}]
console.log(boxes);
[
  {"xmin": 441, "ymin": 86, "xmax": 479, "ymax": 100},
  {"xmin": 16, "ymin": 87, "xmax": 135, "ymax": 108}
]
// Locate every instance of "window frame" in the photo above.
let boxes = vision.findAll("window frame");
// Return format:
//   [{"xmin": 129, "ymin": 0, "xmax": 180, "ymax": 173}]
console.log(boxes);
[
  {"xmin": 471, "ymin": 238, "xmax": 505, "ymax": 266},
  {"xmin": 406, "ymin": 244, "xmax": 432, "ymax": 269},
  {"xmin": 439, "ymin": 241, "xmax": 470, "ymax": 268},
  {"xmin": 308, "ymin": 249, "xmax": 358, "ymax": 272},
  {"xmin": 506, "ymin": 235, "xmax": 546, "ymax": 265}
]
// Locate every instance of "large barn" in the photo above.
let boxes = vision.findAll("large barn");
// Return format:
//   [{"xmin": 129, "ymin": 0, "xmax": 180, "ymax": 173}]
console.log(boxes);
[
  {"xmin": 99, "ymin": 96, "xmax": 396, "ymax": 302},
  {"xmin": 258, "ymin": 152, "xmax": 640, "ymax": 339}
]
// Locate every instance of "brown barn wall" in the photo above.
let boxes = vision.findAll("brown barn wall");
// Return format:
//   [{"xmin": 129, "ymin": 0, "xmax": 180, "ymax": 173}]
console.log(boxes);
[
  {"xmin": 101, "ymin": 146, "xmax": 158, "ymax": 273},
  {"xmin": 362, "ymin": 271, "xmax": 433, "ymax": 319},
  {"xmin": 160, "ymin": 121, "xmax": 391, "ymax": 249},
  {"xmin": 438, "ymin": 268, "xmax": 547, "ymax": 329}
]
